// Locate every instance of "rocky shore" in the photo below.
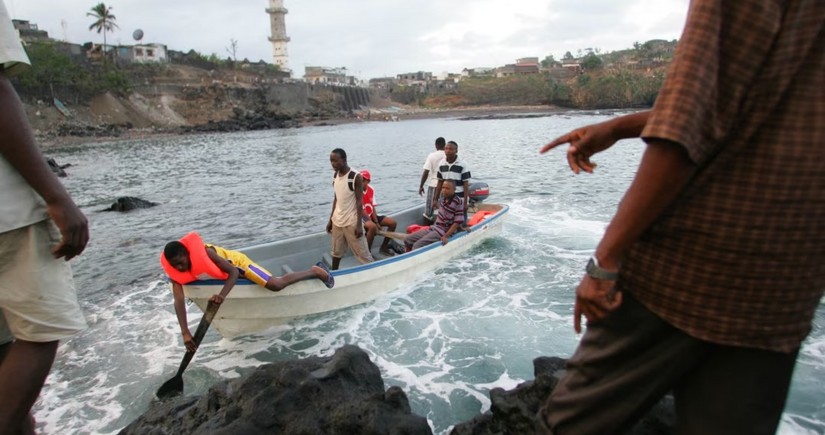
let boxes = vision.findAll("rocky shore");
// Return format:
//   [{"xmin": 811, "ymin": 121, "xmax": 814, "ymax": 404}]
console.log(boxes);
[
  {"xmin": 122, "ymin": 345, "xmax": 675, "ymax": 434},
  {"xmin": 32, "ymin": 104, "xmax": 566, "ymax": 150}
]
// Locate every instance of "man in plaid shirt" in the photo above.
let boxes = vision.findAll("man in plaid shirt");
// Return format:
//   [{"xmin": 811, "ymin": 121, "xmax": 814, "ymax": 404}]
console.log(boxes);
[{"xmin": 538, "ymin": 0, "xmax": 824, "ymax": 433}]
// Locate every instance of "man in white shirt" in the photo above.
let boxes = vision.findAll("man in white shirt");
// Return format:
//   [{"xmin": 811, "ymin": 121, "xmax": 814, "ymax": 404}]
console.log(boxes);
[
  {"xmin": 0, "ymin": 3, "xmax": 89, "ymax": 432},
  {"xmin": 418, "ymin": 137, "xmax": 446, "ymax": 221},
  {"xmin": 326, "ymin": 148, "xmax": 374, "ymax": 270}
]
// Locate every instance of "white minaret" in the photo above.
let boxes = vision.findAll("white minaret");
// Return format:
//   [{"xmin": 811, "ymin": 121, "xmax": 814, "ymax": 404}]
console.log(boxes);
[{"xmin": 266, "ymin": 0, "xmax": 290, "ymax": 73}]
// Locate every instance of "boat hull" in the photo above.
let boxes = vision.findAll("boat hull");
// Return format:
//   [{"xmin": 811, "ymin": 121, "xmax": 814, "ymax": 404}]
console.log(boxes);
[{"xmin": 181, "ymin": 203, "xmax": 508, "ymax": 337}]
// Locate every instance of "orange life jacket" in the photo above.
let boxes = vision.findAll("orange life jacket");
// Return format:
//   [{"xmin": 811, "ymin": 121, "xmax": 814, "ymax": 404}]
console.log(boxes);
[
  {"xmin": 468, "ymin": 210, "xmax": 495, "ymax": 226},
  {"xmin": 406, "ymin": 224, "xmax": 430, "ymax": 234},
  {"xmin": 160, "ymin": 232, "xmax": 229, "ymax": 284}
]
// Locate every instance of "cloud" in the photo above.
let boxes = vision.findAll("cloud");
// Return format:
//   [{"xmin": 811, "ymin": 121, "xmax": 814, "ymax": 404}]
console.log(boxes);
[{"xmin": 6, "ymin": 0, "xmax": 689, "ymax": 79}]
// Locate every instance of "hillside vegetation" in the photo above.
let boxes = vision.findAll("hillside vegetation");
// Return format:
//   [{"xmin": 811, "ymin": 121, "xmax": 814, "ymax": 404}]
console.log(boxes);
[
  {"xmin": 14, "ymin": 39, "xmax": 676, "ymax": 143},
  {"xmin": 393, "ymin": 40, "xmax": 676, "ymax": 110}
]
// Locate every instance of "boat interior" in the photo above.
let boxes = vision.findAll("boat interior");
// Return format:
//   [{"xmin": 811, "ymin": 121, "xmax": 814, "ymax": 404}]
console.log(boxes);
[{"xmin": 240, "ymin": 203, "xmax": 504, "ymax": 275}]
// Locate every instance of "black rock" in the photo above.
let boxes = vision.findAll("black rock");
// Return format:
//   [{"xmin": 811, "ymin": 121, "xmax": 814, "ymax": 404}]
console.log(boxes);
[
  {"xmin": 101, "ymin": 196, "xmax": 158, "ymax": 212},
  {"xmin": 120, "ymin": 345, "xmax": 432, "ymax": 435},
  {"xmin": 450, "ymin": 356, "xmax": 676, "ymax": 435},
  {"xmin": 46, "ymin": 157, "xmax": 68, "ymax": 177}
]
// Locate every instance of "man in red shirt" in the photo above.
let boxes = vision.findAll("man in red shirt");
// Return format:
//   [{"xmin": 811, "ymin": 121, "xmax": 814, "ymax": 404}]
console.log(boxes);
[{"xmin": 360, "ymin": 170, "xmax": 397, "ymax": 255}]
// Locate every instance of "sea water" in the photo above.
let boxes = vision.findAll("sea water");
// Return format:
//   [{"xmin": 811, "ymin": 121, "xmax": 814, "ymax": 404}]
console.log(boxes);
[{"xmin": 34, "ymin": 113, "xmax": 825, "ymax": 434}]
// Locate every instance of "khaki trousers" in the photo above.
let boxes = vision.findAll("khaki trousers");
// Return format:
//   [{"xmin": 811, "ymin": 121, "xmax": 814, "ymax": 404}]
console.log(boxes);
[{"xmin": 330, "ymin": 223, "xmax": 373, "ymax": 264}]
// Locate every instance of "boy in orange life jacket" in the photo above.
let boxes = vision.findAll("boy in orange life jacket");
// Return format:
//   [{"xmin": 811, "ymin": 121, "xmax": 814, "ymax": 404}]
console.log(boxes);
[{"xmin": 161, "ymin": 232, "xmax": 334, "ymax": 351}]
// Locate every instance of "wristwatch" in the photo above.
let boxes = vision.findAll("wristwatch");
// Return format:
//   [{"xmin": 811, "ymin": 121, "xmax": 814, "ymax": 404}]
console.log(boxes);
[{"xmin": 585, "ymin": 256, "xmax": 619, "ymax": 281}]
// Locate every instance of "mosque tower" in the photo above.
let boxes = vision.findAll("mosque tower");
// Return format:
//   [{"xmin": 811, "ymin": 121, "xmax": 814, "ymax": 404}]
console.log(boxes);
[{"xmin": 266, "ymin": 0, "xmax": 290, "ymax": 73}]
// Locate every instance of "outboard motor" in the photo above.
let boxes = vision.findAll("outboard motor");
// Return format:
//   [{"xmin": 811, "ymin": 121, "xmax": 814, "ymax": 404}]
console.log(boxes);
[{"xmin": 468, "ymin": 182, "xmax": 490, "ymax": 205}]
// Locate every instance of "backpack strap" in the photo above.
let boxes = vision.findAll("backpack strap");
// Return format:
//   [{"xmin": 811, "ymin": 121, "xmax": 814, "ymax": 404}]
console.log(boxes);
[{"xmin": 347, "ymin": 170, "xmax": 356, "ymax": 192}]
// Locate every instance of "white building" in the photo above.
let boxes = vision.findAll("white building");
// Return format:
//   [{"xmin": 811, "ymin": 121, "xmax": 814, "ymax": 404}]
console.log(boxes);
[
  {"xmin": 266, "ymin": 0, "xmax": 290, "ymax": 73},
  {"xmin": 132, "ymin": 43, "xmax": 168, "ymax": 63}
]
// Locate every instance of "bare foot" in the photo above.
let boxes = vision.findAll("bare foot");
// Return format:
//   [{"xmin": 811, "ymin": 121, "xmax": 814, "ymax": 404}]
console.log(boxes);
[{"xmin": 311, "ymin": 265, "xmax": 329, "ymax": 280}]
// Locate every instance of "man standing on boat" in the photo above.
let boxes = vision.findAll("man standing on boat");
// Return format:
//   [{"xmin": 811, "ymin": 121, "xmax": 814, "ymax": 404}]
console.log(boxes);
[
  {"xmin": 327, "ymin": 148, "xmax": 374, "ymax": 270},
  {"xmin": 432, "ymin": 141, "xmax": 471, "ymax": 224},
  {"xmin": 537, "ymin": 0, "xmax": 824, "ymax": 433},
  {"xmin": 418, "ymin": 137, "xmax": 446, "ymax": 222}
]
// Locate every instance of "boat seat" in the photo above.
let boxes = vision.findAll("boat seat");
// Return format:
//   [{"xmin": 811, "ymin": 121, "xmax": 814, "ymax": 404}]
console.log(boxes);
[{"xmin": 281, "ymin": 264, "xmax": 294, "ymax": 275}]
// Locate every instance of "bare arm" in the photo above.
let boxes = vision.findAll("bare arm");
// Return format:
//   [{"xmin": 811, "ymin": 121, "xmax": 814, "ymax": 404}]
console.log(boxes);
[
  {"xmin": 431, "ymin": 179, "xmax": 444, "ymax": 211},
  {"xmin": 462, "ymin": 180, "xmax": 470, "ymax": 210},
  {"xmin": 596, "ymin": 139, "xmax": 695, "ymax": 270},
  {"xmin": 441, "ymin": 222, "xmax": 461, "ymax": 245},
  {"xmin": 0, "ymin": 77, "xmax": 88, "ymax": 260},
  {"xmin": 327, "ymin": 194, "xmax": 337, "ymax": 233},
  {"xmin": 206, "ymin": 248, "xmax": 239, "ymax": 305},
  {"xmin": 353, "ymin": 175, "xmax": 365, "ymax": 238},
  {"xmin": 418, "ymin": 170, "xmax": 430, "ymax": 196},
  {"xmin": 572, "ymin": 140, "xmax": 696, "ymax": 332},
  {"xmin": 540, "ymin": 110, "xmax": 651, "ymax": 174},
  {"xmin": 171, "ymin": 281, "xmax": 196, "ymax": 352}
]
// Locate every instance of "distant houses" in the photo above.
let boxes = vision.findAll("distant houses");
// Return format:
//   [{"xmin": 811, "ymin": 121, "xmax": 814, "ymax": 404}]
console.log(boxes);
[
  {"xmin": 14, "ymin": 16, "xmax": 169, "ymax": 66},
  {"xmin": 304, "ymin": 66, "xmax": 359, "ymax": 86},
  {"xmin": 12, "ymin": 14, "xmax": 674, "ymax": 92}
]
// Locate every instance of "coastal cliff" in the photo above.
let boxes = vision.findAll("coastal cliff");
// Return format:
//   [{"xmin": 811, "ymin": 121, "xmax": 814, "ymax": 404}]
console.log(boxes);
[{"xmin": 21, "ymin": 64, "xmax": 384, "ymax": 147}]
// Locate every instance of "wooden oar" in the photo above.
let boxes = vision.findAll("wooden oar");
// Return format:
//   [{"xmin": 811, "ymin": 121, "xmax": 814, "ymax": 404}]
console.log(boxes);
[
  {"xmin": 156, "ymin": 300, "xmax": 219, "ymax": 399},
  {"xmin": 376, "ymin": 229, "xmax": 410, "ymax": 242}
]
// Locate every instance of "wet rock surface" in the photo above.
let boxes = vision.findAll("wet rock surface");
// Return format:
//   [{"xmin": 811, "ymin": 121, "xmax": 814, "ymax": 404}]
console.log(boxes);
[
  {"xmin": 120, "ymin": 345, "xmax": 432, "ymax": 435},
  {"xmin": 450, "ymin": 356, "xmax": 676, "ymax": 435},
  {"xmin": 122, "ymin": 347, "xmax": 676, "ymax": 434}
]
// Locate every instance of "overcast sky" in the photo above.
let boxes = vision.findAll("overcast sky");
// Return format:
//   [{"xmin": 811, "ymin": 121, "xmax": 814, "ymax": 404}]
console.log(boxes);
[{"xmin": 6, "ymin": 0, "xmax": 689, "ymax": 79}]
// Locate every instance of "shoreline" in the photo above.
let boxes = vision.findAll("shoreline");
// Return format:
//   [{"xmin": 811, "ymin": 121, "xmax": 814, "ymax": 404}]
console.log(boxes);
[{"xmin": 36, "ymin": 105, "xmax": 576, "ymax": 151}]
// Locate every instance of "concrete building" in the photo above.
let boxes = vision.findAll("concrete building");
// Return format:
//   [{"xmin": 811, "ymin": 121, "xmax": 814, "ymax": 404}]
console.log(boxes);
[
  {"xmin": 12, "ymin": 19, "xmax": 50, "ymax": 44},
  {"xmin": 304, "ymin": 66, "xmax": 353, "ymax": 85},
  {"xmin": 396, "ymin": 71, "xmax": 432, "ymax": 85},
  {"xmin": 266, "ymin": 0, "xmax": 291, "ymax": 73},
  {"xmin": 115, "ymin": 43, "xmax": 169, "ymax": 64},
  {"xmin": 462, "ymin": 67, "xmax": 494, "ymax": 78}
]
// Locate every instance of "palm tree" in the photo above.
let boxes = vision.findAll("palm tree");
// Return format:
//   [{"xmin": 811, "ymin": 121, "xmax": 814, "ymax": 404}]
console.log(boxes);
[{"xmin": 87, "ymin": 2, "xmax": 119, "ymax": 60}]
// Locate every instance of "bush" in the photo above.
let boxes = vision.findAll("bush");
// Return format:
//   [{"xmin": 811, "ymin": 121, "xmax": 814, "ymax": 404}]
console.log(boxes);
[
  {"xmin": 13, "ymin": 41, "xmax": 134, "ymax": 101},
  {"xmin": 571, "ymin": 68, "xmax": 665, "ymax": 108}
]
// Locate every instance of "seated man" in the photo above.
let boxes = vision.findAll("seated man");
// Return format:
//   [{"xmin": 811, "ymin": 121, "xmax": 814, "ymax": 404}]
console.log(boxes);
[
  {"xmin": 360, "ymin": 169, "xmax": 398, "ymax": 255},
  {"xmin": 405, "ymin": 180, "xmax": 464, "ymax": 250},
  {"xmin": 160, "ymin": 232, "xmax": 334, "ymax": 351}
]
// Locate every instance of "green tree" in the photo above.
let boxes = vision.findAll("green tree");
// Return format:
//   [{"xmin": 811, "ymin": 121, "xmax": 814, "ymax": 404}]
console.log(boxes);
[
  {"xmin": 540, "ymin": 55, "xmax": 557, "ymax": 68},
  {"xmin": 87, "ymin": 3, "xmax": 119, "ymax": 52},
  {"xmin": 563, "ymin": 51, "xmax": 574, "ymax": 60},
  {"xmin": 580, "ymin": 52, "xmax": 603, "ymax": 70},
  {"xmin": 15, "ymin": 42, "xmax": 94, "ymax": 98}
]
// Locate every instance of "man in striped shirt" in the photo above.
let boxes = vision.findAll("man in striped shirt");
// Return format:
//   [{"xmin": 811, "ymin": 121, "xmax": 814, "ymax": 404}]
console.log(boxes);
[
  {"xmin": 432, "ymin": 141, "xmax": 471, "ymax": 223},
  {"xmin": 405, "ymin": 180, "xmax": 464, "ymax": 250}
]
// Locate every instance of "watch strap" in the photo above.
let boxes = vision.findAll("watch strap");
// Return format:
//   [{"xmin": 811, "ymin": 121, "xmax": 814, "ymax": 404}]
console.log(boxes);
[{"xmin": 586, "ymin": 257, "xmax": 619, "ymax": 281}]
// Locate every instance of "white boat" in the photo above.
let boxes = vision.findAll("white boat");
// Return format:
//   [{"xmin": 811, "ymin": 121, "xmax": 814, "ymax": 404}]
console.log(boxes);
[{"xmin": 180, "ymin": 202, "xmax": 509, "ymax": 337}]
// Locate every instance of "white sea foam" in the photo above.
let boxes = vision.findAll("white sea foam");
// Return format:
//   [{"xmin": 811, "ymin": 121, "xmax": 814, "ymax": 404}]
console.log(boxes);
[{"xmin": 779, "ymin": 414, "xmax": 825, "ymax": 435}]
